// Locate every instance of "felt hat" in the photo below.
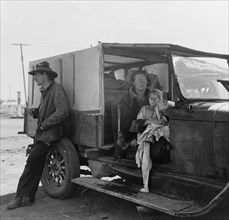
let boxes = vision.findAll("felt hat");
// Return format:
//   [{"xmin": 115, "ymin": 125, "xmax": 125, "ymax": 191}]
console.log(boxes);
[{"xmin": 28, "ymin": 61, "xmax": 58, "ymax": 78}]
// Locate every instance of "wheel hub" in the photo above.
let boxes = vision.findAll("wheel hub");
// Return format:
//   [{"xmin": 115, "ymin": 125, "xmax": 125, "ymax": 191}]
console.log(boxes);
[
  {"xmin": 50, "ymin": 160, "xmax": 61, "ymax": 172},
  {"xmin": 46, "ymin": 150, "xmax": 66, "ymax": 186}
]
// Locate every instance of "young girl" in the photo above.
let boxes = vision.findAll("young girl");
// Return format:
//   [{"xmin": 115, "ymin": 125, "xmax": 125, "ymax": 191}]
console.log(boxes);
[{"xmin": 135, "ymin": 89, "xmax": 169, "ymax": 193}]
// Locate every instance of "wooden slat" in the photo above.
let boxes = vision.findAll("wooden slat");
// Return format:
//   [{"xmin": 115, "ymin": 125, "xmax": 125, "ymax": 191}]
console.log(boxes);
[
  {"xmin": 82, "ymin": 148, "xmax": 101, "ymax": 158},
  {"xmin": 72, "ymin": 177, "xmax": 196, "ymax": 216},
  {"xmin": 98, "ymin": 144, "xmax": 114, "ymax": 151}
]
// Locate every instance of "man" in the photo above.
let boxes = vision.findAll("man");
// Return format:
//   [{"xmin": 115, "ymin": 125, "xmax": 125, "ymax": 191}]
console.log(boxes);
[{"xmin": 7, "ymin": 61, "xmax": 69, "ymax": 209}]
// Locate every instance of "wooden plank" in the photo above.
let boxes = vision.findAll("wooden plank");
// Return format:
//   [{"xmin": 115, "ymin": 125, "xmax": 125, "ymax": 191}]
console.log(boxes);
[
  {"xmin": 98, "ymin": 144, "xmax": 114, "ymax": 151},
  {"xmin": 72, "ymin": 54, "xmax": 75, "ymax": 105},
  {"xmin": 78, "ymin": 114, "xmax": 98, "ymax": 147},
  {"xmin": 97, "ymin": 114, "xmax": 103, "ymax": 147},
  {"xmin": 58, "ymin": 58, "xmax": 63, "ymax": 86},
  {"xmin": 72, "ymin": 177, "xmax": 195, "ymax": 216},
  {"xmin": 82, "ymin": 148, "xmax": 101, "ymax": 158},
  {"xmin": 68, "ymin": 110, "xmax": 103, "ymax": 147},
  {"xmin": 97, "ymin": 156, "xmax": 137, "ymax": 168}
]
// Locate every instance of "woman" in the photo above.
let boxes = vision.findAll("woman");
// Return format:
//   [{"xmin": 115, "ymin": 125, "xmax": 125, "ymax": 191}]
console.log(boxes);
[{"xmin": 113, "ymin": 70, "xmax": 151, "ymax": 160}]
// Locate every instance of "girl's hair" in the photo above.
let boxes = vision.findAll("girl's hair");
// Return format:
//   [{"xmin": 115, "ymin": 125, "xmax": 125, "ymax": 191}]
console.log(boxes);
[
  {"xmin": 130, "ymin": 70, "xmax": 151, "ymax": 87},
  {"xmin": 148, "ymin": 89, "xmax": 163, "ymax": 102}
]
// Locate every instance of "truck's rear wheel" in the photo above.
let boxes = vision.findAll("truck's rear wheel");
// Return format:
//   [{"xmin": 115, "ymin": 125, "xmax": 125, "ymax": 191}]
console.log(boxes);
[{"xmin": 41, "ymin": 138, "xmax": 80, "ymax": 199}]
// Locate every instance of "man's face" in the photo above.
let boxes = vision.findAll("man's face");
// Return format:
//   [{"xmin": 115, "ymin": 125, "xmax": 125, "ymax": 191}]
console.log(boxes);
[
  {"xmin": 34, "ymin": 72, "xmax": 45, "ymax": 86},
  {"xmin": 133, "ymin": 74, "xmax": 148, "ymax": 92}
]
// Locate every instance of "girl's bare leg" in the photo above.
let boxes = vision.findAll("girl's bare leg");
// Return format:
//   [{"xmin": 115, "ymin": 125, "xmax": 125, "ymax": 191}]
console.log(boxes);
[
  {"xmin": 140, "ymin": 142, "xmax": 152, "ymax": 193},
  {"xmin": 135, "ymin": 144, "xmax": 144, "ymax": 168}
]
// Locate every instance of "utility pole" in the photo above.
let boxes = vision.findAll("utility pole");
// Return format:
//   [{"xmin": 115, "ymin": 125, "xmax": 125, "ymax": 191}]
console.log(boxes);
[
  {"xmin": 12, "ymin": 43, "xmax": 30, "ymax": 106},
  {"xmin": 9, "ymin": 84, "xmax": 11, "ymax": 106}
]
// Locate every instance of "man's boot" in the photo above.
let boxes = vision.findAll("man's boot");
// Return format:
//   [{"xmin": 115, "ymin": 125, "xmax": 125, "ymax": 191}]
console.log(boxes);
[{"xmin": 6, "ymin": 197, "xmax": 22, "ymax": 210}]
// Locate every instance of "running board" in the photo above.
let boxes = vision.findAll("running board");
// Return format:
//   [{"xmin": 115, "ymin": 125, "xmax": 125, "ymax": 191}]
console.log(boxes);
[{"xmin": 72, "ymin": 177, "xmax": 206, "ymax": 217}]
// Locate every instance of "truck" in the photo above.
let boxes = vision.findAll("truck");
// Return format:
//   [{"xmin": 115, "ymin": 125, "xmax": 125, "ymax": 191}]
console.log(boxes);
[{"xmin": 24, "ymin": 43, "xmax": 229, "ymax": 217}]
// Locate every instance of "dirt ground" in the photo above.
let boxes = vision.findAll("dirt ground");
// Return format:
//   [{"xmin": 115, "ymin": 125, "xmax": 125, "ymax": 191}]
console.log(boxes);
[
  {"xmin": 0, "ymin": 117, "xmax": 228, "ymax": 220},
  {"xmin": 0, "ymin": 118, "xmax": 32, "ymax": 196}
]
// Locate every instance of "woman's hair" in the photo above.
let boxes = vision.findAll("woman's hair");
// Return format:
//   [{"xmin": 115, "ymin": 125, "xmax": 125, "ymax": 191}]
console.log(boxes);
[
  {"xmin": 130, "ymin": 70, "xmax": 151, "ymax": 87},
  {"xmin": 148, "ymin": 89, "xmax": 163, "ymax": 102}
]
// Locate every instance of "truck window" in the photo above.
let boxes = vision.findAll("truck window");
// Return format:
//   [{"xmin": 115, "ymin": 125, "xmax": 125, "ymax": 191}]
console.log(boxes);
[{"xmin": 143, "ymin": 63, "xmax": 169, "ymax": 93}]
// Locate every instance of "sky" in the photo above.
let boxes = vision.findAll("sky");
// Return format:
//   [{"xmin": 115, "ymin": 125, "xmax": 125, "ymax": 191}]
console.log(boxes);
[{"xmin": 1, "ymin": 0, "xmax": 228, "ymax": 104}]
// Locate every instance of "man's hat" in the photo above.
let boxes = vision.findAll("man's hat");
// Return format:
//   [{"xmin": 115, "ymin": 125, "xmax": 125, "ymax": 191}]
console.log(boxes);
[{"xmin": 28, "ymin": 61, "xmax": 58, "ymax": 78}]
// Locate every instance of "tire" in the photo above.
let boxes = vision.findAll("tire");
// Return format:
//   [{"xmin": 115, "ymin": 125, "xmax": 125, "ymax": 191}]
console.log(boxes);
[{"xmin": 41, "ymin": 138, "xmax": 80, "ymax": 199}]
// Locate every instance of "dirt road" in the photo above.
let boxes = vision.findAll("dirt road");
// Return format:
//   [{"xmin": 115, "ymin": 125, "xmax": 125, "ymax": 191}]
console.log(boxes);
[{"xmin": 1, "ymin": 118, "xmax": 32, "ymax": 196}]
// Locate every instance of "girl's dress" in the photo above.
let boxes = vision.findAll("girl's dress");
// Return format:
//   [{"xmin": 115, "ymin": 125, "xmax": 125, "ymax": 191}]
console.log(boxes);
[{"xmin": 135, "ymin": 103, "xmax": 169, "ymax": 192}]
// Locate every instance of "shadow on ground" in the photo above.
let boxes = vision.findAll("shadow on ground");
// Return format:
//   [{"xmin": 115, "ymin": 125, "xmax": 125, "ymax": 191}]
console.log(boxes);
[
  {"xmin": 1, "ymin": 186, "xmax": 159, "ymax": 220},
  {"xmin": 1, "ymin": 186, "xmax": 228, "ymax": 220}
]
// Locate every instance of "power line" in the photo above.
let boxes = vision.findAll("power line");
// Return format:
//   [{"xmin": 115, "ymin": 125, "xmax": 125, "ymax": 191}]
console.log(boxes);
[
  {"xmin": 1, "ymin": 43, "xmax": 83, "ymax": 49},
  {"xmin": 29, "ymin": 44, "xmax": 80, "ymax": 49}
]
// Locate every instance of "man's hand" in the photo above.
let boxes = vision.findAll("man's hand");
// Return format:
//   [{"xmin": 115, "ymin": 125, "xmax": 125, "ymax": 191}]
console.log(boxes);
[
  {"xmin": 29, "ymin": 108, "xmax": 39, "ymax": 119},
  {"xmin": 26, "ymin": 144, "xmax": 35, "ymax": 156}
]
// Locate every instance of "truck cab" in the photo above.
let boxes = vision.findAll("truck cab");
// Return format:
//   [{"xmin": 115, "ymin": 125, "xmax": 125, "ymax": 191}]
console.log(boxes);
[{"xmin": 24, "ymin": 43, "xmax": 229, "ymax": 217}]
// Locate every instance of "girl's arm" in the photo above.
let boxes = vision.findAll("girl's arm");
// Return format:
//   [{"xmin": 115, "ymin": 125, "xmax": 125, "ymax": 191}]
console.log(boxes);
[
  {"xmin": 137, "ymin": 106, "xmax": 146, "ymax": 120},
  {"xmin": 145, "ymin": 118, "xmax": 164, "ymax": 125}
]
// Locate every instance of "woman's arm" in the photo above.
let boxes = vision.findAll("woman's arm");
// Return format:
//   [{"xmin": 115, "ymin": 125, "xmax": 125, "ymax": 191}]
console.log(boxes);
[{"xmin": 121, "ymin": 103, "xmax": 147, "ymax": 133}]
